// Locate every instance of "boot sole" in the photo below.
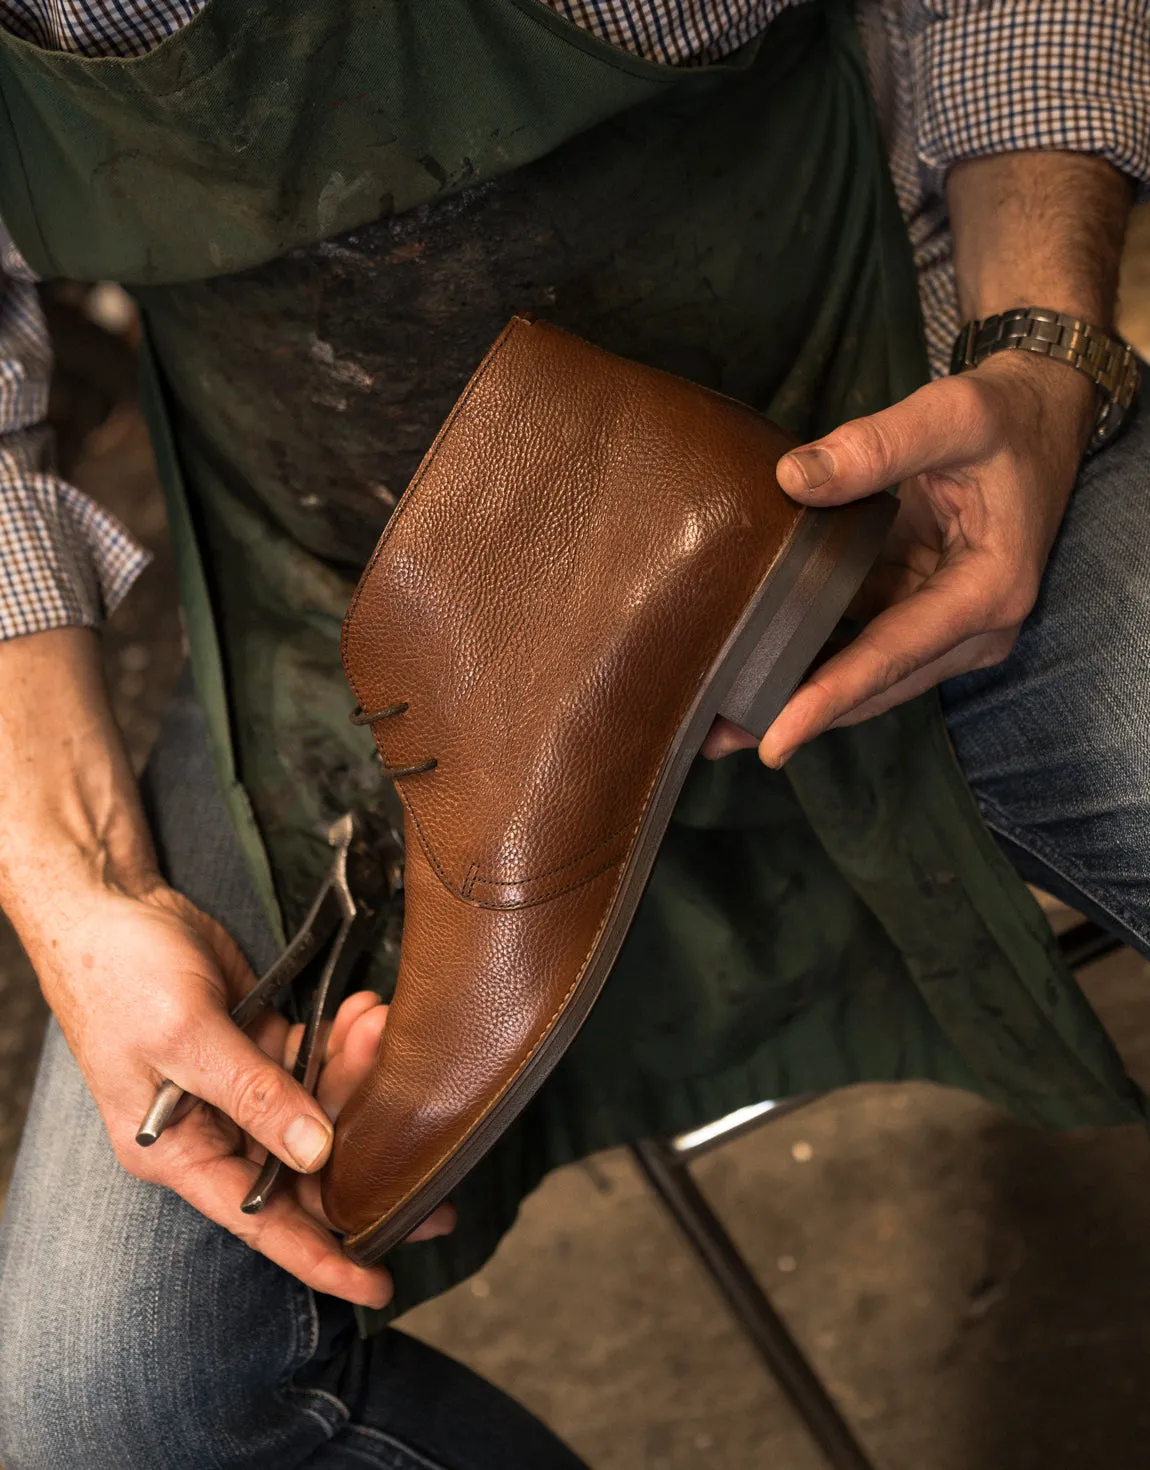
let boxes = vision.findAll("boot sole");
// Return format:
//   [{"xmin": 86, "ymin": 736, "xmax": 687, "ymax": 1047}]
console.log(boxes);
[{"xmin": 343, "ymin": 492, "xmax": 897, "ymax": 1265}]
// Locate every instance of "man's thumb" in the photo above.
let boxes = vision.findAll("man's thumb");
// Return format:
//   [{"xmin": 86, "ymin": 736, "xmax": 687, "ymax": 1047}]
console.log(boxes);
[
  {"xmin": 173, "ymin": 1015, "xmax": 334, "ymax": 1173},
  {"xmin": 776, "ymin": 376, "xmax": 991, "ymax": 505}
]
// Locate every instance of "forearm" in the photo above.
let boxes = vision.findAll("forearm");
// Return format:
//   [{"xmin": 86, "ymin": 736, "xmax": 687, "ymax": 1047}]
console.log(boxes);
[
  {"xmin": 947, "ymin": 150, "xmax": 1133, "ymax": 326},
  {"xmin": 945, "ymin": 150, "xmax": 1133, "ymax": 454},
  {"xmin": 0, "ymin": 627, "xmax": 157, "ymax": 940},
  {"xmin": 0, "ymin": 628, "xmax": 393, "ymax": 1301}
]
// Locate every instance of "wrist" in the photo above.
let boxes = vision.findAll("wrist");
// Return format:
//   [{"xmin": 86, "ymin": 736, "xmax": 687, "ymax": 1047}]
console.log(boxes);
[
  {"xmin": 959, "ymin": 291, "xmax": 1113, "ymax": 336},
  {"xmin": 0, "ymin": 628, "xmax": 159, "ymax": 931},
  {"xmin": 972, "ymin": 348, "xmax": 1097, "ymax": 457},
  {"xmin": 0, "ymin": 797, "xmax": 160, "ymax": 950}
]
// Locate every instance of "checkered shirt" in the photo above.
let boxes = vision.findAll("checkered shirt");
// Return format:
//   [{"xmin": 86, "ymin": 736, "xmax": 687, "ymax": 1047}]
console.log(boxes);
[{"xmin": 0, "ymin": 0, "xmax": 1147, "ymax": 642}]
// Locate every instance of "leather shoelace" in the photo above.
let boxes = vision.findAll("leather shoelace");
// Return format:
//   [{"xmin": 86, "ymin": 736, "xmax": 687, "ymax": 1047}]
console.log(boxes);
[{"xmin": 349, "ymin": 702, "xmax": 438, "ymax": 777}]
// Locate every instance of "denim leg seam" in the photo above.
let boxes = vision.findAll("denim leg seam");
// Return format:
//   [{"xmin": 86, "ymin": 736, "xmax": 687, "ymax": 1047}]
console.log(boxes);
[
  {"xmin": 289, "ymin": 1386, "xmax": 351, "ymax": 1438},
  {"xmin": 280, "ymin": 1285, "xmax": 350, "ymax": 1438},
  {"xmin": 976, "ymin": 793, "xmax": 1150, "ymax": 950},
  {"xmin": 340, "ymin": 1423, "xmax": 456, "ymax": 1470},
  {"xmin": 300, "ymin": 1286, "xmax": 320, "ymax": 1363},
  {"xmin": 276, "ymin": 1286, "xmax": 455, "ymax": 1459}
]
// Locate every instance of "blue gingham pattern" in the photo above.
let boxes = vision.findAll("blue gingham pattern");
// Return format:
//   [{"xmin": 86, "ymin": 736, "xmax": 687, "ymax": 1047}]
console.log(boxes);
[
  {"xmin": 907, "ymin": 1, "xmax": 1150, "ymax": 194},
  {"xmin": 0, "ymin": 0, "xmax": 1147, "ymax": 642},
  {"xmin": 545, "ymin": 0, "xmax": 794, "ymax": 62},
  {"xmin": 0, "ymin": 268, "xmax": 148, "ymax": 640},
  {"xmin": 858, "ymin": 0, "xmax": 963, "ymax": 378},
  {"xmin": 0, "ymin": 0, "xmax": 197, "ymax": 55}
]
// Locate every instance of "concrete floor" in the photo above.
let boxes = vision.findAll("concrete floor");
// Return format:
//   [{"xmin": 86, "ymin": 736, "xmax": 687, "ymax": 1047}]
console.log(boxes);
[
  {"xmin": 403, "ymin": 942, "xmax": 1150, "ymax": 1470},
  {"xmin": 4, "ymin": 214, "xmax": 1150, "ymax": 1469}
]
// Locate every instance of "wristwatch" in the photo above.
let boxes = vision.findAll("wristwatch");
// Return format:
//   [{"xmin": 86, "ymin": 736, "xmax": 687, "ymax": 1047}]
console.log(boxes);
[{"xmin": 950, "ymin": 305, "xmax": 1141, "ymax": 454}]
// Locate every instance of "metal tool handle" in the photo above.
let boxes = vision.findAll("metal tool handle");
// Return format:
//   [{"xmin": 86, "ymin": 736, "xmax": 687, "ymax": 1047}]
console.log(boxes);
[
  {"xmin": 240, "ymin": 1155, "xmax": 284, "ymax": 1215},
  {"xmin": 131, "ymin": 812, "xmax": 386, "ymax": 1215},
  {"xmin": 240, "ymin": 907, "xmax": 371, "ymax": 1214},
  {"xmin": 136, "ymin": 1079, "xmax": 187, "ymax": 1146},
  {"xmin": 134, "ymin": 887, "xmax": 341, "ymax": 1148}
]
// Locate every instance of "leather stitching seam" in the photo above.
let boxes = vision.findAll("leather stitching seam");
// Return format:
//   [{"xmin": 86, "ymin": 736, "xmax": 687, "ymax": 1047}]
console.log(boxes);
[
  {"xmin": 466, "ymin": 817, "xmax": 631, "ymax": 889},
  {"xmin": 400, "ymin": 782, "xmax": 636, "ymax": 911},
  {"xmin": 347, "ymin": 855, "xmax": 623, "ymax": 1251}
]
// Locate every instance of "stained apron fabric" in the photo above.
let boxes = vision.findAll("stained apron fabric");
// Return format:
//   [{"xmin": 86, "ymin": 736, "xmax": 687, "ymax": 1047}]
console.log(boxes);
[{"xmin": 0, "ymin": 0, "xmax": 1143, "ymax": 1326}]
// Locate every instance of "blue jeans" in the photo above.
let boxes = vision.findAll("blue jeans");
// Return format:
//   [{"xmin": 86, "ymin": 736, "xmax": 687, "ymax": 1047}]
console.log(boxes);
[
  {"xmin": 2, "ymin": 384, "xmax": 1149, "ymax": 1469},
  {"xmin": 942, "ymin": 372, "xmax": 1150, "ymax": 960},
  {"xmin": 0, "ymin": 684, "xmax": 590, "ymax": 1470}
]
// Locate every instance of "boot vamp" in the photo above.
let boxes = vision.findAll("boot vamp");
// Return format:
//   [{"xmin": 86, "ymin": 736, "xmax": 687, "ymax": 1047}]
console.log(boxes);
[{"xmin": 324, "ymin": 832, "xmax": 622, "ymax": 1235}]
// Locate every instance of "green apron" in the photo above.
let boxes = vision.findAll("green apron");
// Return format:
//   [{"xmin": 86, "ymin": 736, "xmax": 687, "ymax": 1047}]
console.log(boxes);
[{"xmin": 0, "ymin": 0, "xmax": 1142, "ymax": 1325}]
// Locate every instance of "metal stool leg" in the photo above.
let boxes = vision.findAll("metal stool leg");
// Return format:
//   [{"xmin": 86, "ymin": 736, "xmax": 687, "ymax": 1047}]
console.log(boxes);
[
  {"xmin": 631, "ymin": 1138, "xmax": 879, "ymax": 1470},
  {"xmin": 624, "ymin": 917, "xmax": 1121, "ymax": 1466}
]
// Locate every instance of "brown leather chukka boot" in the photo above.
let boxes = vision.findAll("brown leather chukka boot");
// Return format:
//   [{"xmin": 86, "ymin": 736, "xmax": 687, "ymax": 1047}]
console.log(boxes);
[{"xmin": 322, "ymin": 318, "xmax": 894, "ymax": 1264}]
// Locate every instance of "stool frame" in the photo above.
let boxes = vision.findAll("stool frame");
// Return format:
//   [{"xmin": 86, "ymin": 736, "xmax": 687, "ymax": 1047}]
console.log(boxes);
[{"xmin": 631, "ymin": 919, "xmax": 1122, "ymax": 1470}]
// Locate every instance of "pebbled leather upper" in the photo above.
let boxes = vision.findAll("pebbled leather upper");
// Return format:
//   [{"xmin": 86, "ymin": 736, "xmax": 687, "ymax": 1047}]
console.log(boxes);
[{"xmin": 325, "ymin": 318, "xmax": 804, "ymax": 1239}]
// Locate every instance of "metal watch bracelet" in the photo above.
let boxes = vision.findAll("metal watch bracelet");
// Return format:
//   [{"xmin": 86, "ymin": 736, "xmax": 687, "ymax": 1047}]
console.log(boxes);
[{"xmin": 950, "ymin": 305, "xmax": 1141, "ymax": 453}]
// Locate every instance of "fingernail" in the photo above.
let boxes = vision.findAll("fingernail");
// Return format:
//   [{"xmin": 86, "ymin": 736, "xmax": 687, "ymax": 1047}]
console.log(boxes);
[
  {"xmin": 284, "ymin": 1114, "xmax": 332, "ymax": 1171},
  {"xmin": 779, "ymin": 447, "xmax": 835, "ymax": 493}
]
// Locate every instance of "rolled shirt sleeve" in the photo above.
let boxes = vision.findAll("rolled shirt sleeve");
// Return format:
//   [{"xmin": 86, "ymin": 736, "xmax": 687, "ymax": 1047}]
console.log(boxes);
[
  {"xmin": 906, "ymin": 0, "xmax": 1150, "ymax": 197},
  {"xmin": 0, "ymin": 267, "xmax": 150, "ymax": 642}
]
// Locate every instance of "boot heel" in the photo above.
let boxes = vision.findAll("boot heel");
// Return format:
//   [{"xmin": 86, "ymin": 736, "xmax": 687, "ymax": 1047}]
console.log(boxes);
[{"xmin": 717, "ymin": 493, "xmax": 897, "ymax": 740}]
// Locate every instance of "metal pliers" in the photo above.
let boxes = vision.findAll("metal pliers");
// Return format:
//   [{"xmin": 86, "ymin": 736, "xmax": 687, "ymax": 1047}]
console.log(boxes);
[{"xmin": 135, "ymin": 811, "xmax": 394, "ymax": 1213}]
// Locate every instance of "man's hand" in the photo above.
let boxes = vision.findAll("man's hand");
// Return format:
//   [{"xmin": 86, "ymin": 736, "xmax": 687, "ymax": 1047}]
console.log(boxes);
[
  {"xmin": 24, "ymin": 875, "xmax": 450, "ymax": 1309},
  {"xmin": 705, "ymin": 149, "xmax": 1132, "ymax": 768},
  {"xmin": 705, "ymin": 349, "xmax": 1095, "ymax": 764},
  {"xmin": 0, "ymin": 628, "xmax": 450, "ymax": 1310}
]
